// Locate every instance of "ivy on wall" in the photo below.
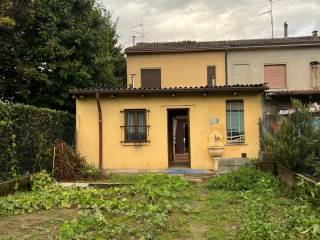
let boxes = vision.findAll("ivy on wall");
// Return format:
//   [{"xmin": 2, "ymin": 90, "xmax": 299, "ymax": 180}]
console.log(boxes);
[{"xmin": 0, "ymin": 101, "xmax": 75, "ymax": 181}]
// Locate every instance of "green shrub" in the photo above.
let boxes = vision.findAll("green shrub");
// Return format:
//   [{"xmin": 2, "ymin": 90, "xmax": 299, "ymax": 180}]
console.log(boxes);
[
  {"xmin": 261, "ymin": 100, "xmax": 320, "ymax": 173},
  {"xmin": 30, "ymin": 171, "xmax": 55, "ymax": 191},
  {"xmin": 0, "ymin": 101, "xmax": 74, "ymax": 180},
  {"xmin": 206, "ymin": 165, "xmax": 282, "ymax": 192}
]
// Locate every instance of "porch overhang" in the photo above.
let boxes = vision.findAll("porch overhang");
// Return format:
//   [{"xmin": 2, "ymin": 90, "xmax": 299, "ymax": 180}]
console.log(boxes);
[
  {"xmin": 70, "ymin": 84, "xmax": 268, "ymax": 98},
  {"xmin": 266, "ymin": 89, "xmax": 320, "ymax": 97}
]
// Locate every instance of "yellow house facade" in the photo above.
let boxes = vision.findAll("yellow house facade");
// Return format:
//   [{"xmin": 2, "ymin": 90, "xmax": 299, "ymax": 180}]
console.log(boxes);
[
  {"xmin": 71, "ymin": 43, "xmax": 267, "ymax": 172},
  {"xmin": 127, "ymin": 51, "xmax": 226, "ymax": 88}
]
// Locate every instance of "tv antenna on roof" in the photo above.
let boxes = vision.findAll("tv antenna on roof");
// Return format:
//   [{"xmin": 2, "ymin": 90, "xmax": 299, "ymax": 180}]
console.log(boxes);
[
  {"xmin": 259, "ymin": 0, "xmax": 275, "ymax": 38},
  {"xmin": 131, "ymin": 23, "xmax": 144, "ymax": 45}
]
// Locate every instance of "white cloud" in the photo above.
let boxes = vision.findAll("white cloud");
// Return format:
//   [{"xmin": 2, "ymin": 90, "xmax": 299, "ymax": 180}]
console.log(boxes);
[{"xmin": 102, "ymin": 0, "xmax": 320, "ymax": 48}]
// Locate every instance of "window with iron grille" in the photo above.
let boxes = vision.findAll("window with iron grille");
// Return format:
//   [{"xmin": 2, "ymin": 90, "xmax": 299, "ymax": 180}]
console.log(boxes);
[
  {"xmin": 226, "ymin": 100, "xmax": 245, "ymax": 143},
  {"xmin": 123, "ymin": 109, "xmax": 149, "ymax": 143}
]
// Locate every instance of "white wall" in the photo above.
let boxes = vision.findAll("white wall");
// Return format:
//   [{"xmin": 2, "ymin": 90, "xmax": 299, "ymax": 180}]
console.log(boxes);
[{"xmin": 227, "ymin": 47, "xmax": 320, "ymax": 89}]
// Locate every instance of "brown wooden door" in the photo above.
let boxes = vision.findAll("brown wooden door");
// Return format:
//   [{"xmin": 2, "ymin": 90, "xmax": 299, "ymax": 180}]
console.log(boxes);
[
  {"xmin": 173, "ymin": 118, "xmax": 189, "ymax": 162},
  {"xmin": 175, "ymin": 119, "xmax": 188, "ymax": 154}
]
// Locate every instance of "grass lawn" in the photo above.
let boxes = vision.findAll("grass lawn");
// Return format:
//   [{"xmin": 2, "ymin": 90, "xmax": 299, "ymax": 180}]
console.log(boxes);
[{"xmin": 0, "ymin": 168, "xmax": 319, "ymax": 240}]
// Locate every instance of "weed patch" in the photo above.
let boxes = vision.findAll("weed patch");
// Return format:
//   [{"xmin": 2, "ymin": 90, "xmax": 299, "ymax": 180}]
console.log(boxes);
[
  {"xmin": 0, "ymin": 173, "xmax": 190, "ymax": 239},
  {"xmin": 206, "ymin": 165, "xmax": 282, "ymax": 192},
  {"xmin": 206, "ymin": 166, "xmax": 320, "ymax": 240}
]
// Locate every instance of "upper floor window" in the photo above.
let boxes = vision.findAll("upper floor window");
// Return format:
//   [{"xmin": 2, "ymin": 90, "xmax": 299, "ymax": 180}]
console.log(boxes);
[
  {"xmin": 141, "ymin": 68, "xmax": 161, "ymax": 88},
  {"xmin": 124, "ymin": 109, "xmax": 148, "ymax": 143},
  {"xmin": 226, "ymin": 100, "xmax": 245, "ymax": 144},
  {"xmin": 310, "ymin": 61, "xmax": 320, "ymax": 88},
  {"xmin": 207, "ymin": 65, "xmax": 216, "ymax": 86},
  {"xmin": 264, "ymin": 64, "xmax": 287, "ymax": 89}
]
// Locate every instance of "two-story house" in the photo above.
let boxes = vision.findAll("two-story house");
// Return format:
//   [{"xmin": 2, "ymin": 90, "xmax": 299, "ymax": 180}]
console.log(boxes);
[
  {"xmin": 71, "ymin": 29, "xmax": 320, "ymax": 172},
  {"xmin": 71, "ymin": 44, "xmax": 266, "ymax": 171}
]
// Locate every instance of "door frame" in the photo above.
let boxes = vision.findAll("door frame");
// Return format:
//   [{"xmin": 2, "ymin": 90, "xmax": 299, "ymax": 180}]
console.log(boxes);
[{"xmin": 167, "ymin": 108, "xmax": 191, "ymax": 168}]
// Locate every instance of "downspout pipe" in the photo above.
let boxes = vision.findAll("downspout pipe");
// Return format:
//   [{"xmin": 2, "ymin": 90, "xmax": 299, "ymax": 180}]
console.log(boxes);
[
  {"xmin": 96, "ymin": 92, "xmax": 103, "ymax": 170},
  {"xmin": 225, "ymin": 47, "xmax": 229, "ymax": 86}
]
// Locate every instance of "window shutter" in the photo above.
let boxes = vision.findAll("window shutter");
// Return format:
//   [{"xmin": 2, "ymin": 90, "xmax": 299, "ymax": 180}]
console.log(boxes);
[
  {"xmin": 141, "ymin": 69, "xmax": 161, "ymax": 88},
  {"xmin": 264, "ymin": 65, "xmax": 287, "ymax": 89}
]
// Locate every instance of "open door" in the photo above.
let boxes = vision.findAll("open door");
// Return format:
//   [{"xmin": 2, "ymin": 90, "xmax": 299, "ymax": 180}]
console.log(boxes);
[{"xmin": 168, "ymin": 109, "xmax": 190, "ymax": 167}]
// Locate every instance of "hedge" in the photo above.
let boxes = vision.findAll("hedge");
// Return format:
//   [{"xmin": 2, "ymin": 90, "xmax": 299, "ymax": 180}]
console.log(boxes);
[{"xmin": 0, "ymin": 101, "xmax": 75, "ymax": 181}]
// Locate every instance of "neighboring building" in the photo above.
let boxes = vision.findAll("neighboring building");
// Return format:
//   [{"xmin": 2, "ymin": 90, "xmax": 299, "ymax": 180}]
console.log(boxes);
[{"xmin": 226, "ymin": 31, "xmax": 320, "ymax": 114}]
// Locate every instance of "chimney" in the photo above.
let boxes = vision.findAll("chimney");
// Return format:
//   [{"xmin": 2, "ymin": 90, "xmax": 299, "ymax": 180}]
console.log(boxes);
[
  {"xmin": 312, "ymin": 30, "xmax": 318, "ymax": 37},
  {"xmin": 284, "ymin": 22, "xmax": 288, "ymax": 38}
]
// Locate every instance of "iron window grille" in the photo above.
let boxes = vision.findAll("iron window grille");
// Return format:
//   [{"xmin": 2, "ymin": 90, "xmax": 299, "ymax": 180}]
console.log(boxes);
[
  {"xmin": 121, "ymin": 109, "xmax": 150, "ymax": 143},
  {"xmin": 226, "ymin": 100, "xmax": 245, "ymax": 143}
]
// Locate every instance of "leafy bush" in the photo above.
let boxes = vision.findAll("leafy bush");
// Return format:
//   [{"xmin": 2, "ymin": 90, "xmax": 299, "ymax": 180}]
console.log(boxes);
[
  {"xmin": 0, "ymin": 101, "xmax": 74, "ymax": 181},
  {"xmin": 206, "ymin": 165, "xmax": 282, "ymax": 192},
  {"xmin": 0, "ymin": 174, "xmax": 190, "ymax": 239},
  {"xmin": 261, "ymin": 100, "xmax": 320, "ymax": 173},
  {"xmin": 30, "ymin": 171, "xmax": 55, "ymax": 191}
]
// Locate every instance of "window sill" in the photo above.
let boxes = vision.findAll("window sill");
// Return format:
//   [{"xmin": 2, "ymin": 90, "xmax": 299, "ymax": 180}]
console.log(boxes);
[
  {"xmin": 121, "ymin": 142, "xmax": 149, "ymax": 146},
  {"xmin": 225, "ymin": 143, "xmax": 247, "ymax": 146}
]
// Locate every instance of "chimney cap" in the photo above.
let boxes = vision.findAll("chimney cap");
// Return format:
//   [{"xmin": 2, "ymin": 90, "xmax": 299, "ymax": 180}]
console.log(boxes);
[
  {"xmin": 312, "ymin": 30, "xmax": 318, "ymax": 37},
  {"xmin": 284, "ymin": 22, "xmax": 288, "ymax": 38}
]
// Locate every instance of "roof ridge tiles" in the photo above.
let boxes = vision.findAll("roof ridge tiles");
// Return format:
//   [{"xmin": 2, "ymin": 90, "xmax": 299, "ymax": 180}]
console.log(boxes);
[{"xmin": 126, "ymin": 36, "xmax": 320, "ymax": 53}]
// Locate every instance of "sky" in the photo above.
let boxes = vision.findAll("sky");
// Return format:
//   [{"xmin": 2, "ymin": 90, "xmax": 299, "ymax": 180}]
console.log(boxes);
[{"xmin": 101, "ymin": 0, "xmax": 320, "ymax": 48}]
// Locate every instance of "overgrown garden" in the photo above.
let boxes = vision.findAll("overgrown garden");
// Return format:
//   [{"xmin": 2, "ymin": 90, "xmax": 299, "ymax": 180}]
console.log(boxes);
[
  {"xmin": 206, "ymin": 166, "xmax": 320, "ymax": 240},
  {"xmin": 1, "ymin": 168, "xmax": 320, "ymax": 239},
  {"xmin": 0, "ymin": 173, "xmax": 192, "ymax": 239}
]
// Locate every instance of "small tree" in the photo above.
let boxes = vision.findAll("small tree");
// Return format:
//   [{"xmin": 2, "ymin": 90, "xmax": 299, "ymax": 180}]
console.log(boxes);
[
  {"xmin": 0, "ymin": 0, "xmax": 126, "ymax": 112},
  {"xmin": 262, "ymin": 100, "xmax": 320, "ymax": 174}
]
